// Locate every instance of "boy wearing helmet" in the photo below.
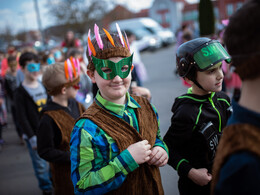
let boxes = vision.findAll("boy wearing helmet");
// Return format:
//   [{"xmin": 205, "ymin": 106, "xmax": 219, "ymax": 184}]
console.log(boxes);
[
  {"xmin": 70, "ymin": 25, "xmax": 168, "ymax": 194},
  {"xmin": 163, "ymin": 37, "xmax": 232, "ymax": 195},
  {"xmin": 212, "ymin": 0, "xmax": 260, "ymax": 194}
]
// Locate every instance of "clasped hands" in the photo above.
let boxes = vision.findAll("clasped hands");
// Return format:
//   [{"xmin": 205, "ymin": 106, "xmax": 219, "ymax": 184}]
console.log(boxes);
[{"xmin": 127, "ymin": 140, "xmax": 168, "ymax": 167}]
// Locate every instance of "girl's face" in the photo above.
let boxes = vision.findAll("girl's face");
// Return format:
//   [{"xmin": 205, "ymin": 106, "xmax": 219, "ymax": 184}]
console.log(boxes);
[
  {"xmin": 192, "ymin": 63, "xmax": 224, "ymax": 95},
  {"xmin": 88, "ymin": 57, "xmax": 132, "ymax": 105}
]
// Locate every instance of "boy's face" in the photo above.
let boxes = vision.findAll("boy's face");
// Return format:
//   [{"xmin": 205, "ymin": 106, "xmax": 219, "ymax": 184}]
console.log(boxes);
[
  {"xmin": 65, "ymin": 83, "xmax": 79, "ymax": 99},
  {"xmin": 8, "ymin": 61, "xmax": 17, "ymax": 72},
  {"xmin": 88, "ymin": 56, "xmax": 132, "ymax": 103},
  {"xmin": 22, "ymin": 60, "xmax": 40, "ymax": 81},
  {"xmin": 194, "ymin": 62, "xmax": 224, "ymax": 95},
  {"xmin": 92, "ymin": 54, "xmax": 133, "ymax": 80}
]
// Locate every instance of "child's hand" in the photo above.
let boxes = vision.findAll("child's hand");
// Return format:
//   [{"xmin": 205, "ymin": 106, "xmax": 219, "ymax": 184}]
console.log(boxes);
[
  {"xmin": 127, "ymin": 140, "xmax": 151, "ymax": 164},
  {"xmin": 29, "ymin": 135, "xmax": 37, "ymax": 150},
  {"xmin": 188, "ymin": 168, "xmax": 212, "ymax": 186},
  {"xmin": 131, "ymin": 86, "xmax": 151, "ymax": 101},
  {"xmin": 0, "ymin": 98, "xmax": 3, "ymax": 106},
  {"xmin": 147, "ymin": 146, "xmax": 168, "ymax": 167}
]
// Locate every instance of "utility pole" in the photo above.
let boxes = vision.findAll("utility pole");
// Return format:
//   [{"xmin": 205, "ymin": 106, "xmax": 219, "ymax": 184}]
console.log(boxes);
[
  {"xmin": 33, "ymin": 0, "xmax": 45, "ymax": 49},
  {"xmin": 19, "ymin": 12, "xmax": 28, "ymax": 42}
]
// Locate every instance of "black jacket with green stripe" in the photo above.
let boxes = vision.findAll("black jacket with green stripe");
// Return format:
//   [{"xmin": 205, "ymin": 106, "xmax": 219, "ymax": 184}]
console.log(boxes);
[{"xmin": 163, "ymin": 90, "xmax": 231, "ymax": 178}]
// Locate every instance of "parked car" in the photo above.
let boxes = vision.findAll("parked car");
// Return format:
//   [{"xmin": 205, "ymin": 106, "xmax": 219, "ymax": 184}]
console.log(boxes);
[
  {"xmin": 110, "ymin": 17, "xmax": 175, "ymax": 48},
  {"xmin": 140, "ymin": 17, "xmax": 176, "ymax": 46},
  {"xmin": 109, "ymin": 19, "xmax": 162, "ymax": 51}
]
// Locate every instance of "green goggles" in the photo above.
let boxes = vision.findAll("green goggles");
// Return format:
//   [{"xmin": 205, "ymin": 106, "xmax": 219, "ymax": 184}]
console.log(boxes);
[
  {"xmin": 193, "ymin": 41, "xmax": 231, "ymax": 71},
  {"xmin": 92, "ymin": 54, "xmax": 133, "ymax": 80}
]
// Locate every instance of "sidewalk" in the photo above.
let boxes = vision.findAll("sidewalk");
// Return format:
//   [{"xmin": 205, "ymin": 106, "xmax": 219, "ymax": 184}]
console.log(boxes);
[{"xmin": 0, "ymin": 114, "xmax": 42, "ymax": 195}]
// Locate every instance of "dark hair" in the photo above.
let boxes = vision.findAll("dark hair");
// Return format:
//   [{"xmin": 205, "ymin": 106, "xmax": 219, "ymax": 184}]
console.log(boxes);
[
  {"xmin": 64, "ymin": 30, "xmax": 77, "ymax": 48},
  {"xmin": 19, "ymin": 52, "xmax": 39, "ymax": 68},
  {"xmin": 66, "ymin": 48, "xmax": 81, "ymax": 58},
  {"xmin": 182, "ymin": 32, "xmax": 192, "ymax": 42},
  {"xmin": 39, "ymin": 50, "xmax": 50, "ymax": 64},
  {"xmin": 224, "ymin": 0, "xmax": 260, "ymax": 80},
  {"xmin": 7, "ymin": 56, "xmax": 16, "ymax": 64}
]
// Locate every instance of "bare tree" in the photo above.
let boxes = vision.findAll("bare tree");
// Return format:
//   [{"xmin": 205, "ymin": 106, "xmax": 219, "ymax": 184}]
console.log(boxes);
[
  {"xmin": 0, "ymin": 24, "xmax": 14, "ymax": 45},
  {"xmin": 47, "ymin": 0, "xmax": 114, "ymax": 34}
]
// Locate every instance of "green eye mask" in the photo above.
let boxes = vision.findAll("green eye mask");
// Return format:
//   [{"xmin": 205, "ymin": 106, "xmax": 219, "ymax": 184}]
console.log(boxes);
[{"xmin": 92, "ymin": 54, "xmax": 133, "ymax": 80}]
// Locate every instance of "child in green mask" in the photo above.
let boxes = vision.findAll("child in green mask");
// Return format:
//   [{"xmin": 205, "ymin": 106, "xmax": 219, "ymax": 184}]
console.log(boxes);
[{"xmin": 70, "ymin": 24, "xmax": 168, "ymax": 195}]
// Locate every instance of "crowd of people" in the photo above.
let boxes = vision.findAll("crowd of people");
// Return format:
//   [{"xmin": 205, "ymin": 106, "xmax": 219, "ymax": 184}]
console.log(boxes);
[{"xmin": 0, "ymin": 0, "xmax": 259, "ymax": 194}]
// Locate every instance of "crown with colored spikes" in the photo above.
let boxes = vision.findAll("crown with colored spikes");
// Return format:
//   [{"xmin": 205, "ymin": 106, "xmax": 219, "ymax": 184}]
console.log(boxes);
[
  {"xmin": 86, "ymin": 24, "xmax": 131, "ymax": 71},
  {"xmin": 64, "ymin": 57, "xmax": 81, "ymax": 81},
  {"xmin": 44, "ymin": 58, "xmax": 81, "ymax": 96}
]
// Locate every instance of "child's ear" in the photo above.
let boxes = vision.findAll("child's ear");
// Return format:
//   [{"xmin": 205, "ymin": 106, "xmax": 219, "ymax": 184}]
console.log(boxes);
[
  {"xmin": 61, "ymin": 86, "xmax": 67, "ymax": 94},
  {"xmin": 87, "ymin": 70, "xmax": 96, "ymax": 83},
  {"xmin": 184, "ymin": 77, "xmax": 194, "ymax": 85}
]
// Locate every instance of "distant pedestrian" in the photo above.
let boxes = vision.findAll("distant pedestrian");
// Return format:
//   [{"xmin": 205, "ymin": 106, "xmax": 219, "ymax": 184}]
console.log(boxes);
[
  {"xmin": 5, "ymin": 56, "xmax": 23, "ymax": 144},
  {"xmin": 0, "ymin": 75, "xmax": 7, "ymax": 146},
  {"xmin": 14, "ymin": 52, "xmax": 53, "ymax": 195},
  {"xmin": 124, "ymin": 30, "xmax": 151, "ymax": 101},
  {"xmin": 125, "ymin": 30, "xmax": 148, "ymax": 86},
  {"xmin": 61, "ymin": 30, "xmax": 81, "ymax": 52},
  {"xmin": 175, "ymin": 23, "xmax": 193, "ymax": 49},
  {"xmin": 1, "ymin": 46, "xmax": 18, "ymax": 78},
  {"xmin": 164, "ymin": 38, "xmax": 232, "ymax": 195},
  {"xmin": 38, "ymin": 61, "xmax": 85, "ymax": 195}
]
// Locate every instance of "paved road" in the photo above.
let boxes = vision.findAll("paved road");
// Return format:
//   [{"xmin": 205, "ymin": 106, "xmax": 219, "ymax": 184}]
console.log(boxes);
[
  {"xmin": 0, "ymin": 115, "xmax": 41, "ymax": 195},
  {"xmin": 142, "ymin": 44, "xmax": 186, "ymax": 195},
  {"xmin": 0, "ymin": 44, "xmax": 186, "ymax": 195}
]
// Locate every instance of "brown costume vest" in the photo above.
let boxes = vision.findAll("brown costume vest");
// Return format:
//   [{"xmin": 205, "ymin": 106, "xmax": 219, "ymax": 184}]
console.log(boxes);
[
  {"xmin": 45, "ymin": 102, "xmax": 85, "ymax": 195},
  {"xmin": 211, "ymin": 124, "xmax": 260, "ymax": 194},
  {"xmin": 79, "ymin": 95, "xmax": 164, "ymax": 195}
]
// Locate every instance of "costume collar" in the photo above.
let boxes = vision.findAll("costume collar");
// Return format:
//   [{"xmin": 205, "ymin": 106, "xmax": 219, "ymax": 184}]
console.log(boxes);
[
  {"xmin": 228, "ymin": 100, "xmax": 260, "ymax": 128},
  {"xmin": 96, "ymin": 91, "xmax": 140, "ymax": 116},
  {"xmin": 183, "ymin": 87, "xmax": 215, "ymax": 101}
]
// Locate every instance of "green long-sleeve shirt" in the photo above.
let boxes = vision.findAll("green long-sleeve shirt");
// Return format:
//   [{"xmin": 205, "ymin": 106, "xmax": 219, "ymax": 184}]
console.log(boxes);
[{"xmin": 70, "ymin": 92, "xmax": 168, "ymax": 194}]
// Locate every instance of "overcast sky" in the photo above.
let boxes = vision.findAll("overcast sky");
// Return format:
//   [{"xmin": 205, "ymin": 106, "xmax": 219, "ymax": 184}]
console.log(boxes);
[{"xmin": 0, "ymin": 0, "xmax": 197, "ymax": 34}]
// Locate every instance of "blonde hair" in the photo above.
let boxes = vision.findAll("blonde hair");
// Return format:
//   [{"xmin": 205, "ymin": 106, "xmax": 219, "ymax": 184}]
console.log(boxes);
[{"xmin": 42, "ymin": 63, "xmax": 67, "ymax": 95}]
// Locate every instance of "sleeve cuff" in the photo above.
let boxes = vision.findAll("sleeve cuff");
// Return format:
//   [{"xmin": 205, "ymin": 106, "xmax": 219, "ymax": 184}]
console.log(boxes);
[{"xmin": 177, "ymin": 159, "xmax": 193, "ymax": 178}]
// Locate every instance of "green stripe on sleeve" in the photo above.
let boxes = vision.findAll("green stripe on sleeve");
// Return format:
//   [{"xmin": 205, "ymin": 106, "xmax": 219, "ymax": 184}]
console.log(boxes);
[{"xmin": 176, "ymin": 159, "xmax": 189, "ymax": 171}]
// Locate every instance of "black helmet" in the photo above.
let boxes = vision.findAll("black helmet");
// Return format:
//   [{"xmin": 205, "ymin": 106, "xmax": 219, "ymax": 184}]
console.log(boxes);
[{"xmin": 176, "ymin": 37, "xmax": 230, "ymax": 78}]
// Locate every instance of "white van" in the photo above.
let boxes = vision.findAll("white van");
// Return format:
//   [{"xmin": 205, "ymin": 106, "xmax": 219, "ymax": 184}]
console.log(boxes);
[
  {"xmin": 110, "ymin": 17, "xmax": 175, "ymax": 47},
  {"xmin": 109, "ymin": 18, "xmax": 162, "ymax": 51}
]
